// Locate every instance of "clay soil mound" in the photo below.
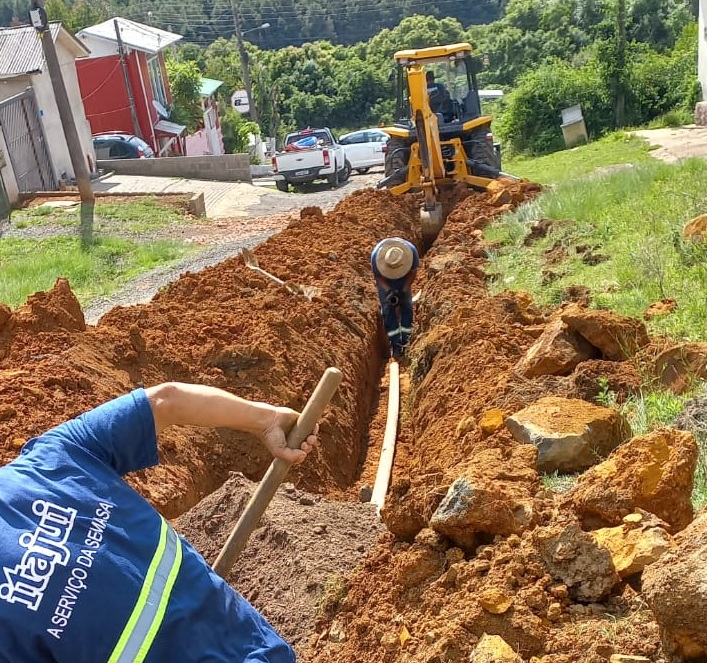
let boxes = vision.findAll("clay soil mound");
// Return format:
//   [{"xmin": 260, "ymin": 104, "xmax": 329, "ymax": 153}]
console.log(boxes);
[{"xmin": 0, "ymin": 180, "xmax": 683, "ymax": 662}]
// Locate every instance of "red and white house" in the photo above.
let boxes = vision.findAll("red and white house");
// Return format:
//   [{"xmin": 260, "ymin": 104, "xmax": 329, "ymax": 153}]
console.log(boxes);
[
  {"xmin": 75, "ymin": 17, "xmax": 186, "ymax": 156},
  {"xmin": 184, "ymin": 77, "xmax": 225, "ymax": 156}
]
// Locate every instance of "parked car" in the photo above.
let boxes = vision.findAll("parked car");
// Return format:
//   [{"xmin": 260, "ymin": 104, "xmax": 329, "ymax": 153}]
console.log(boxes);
[
  {"xmin": 92, "ymin": 133, "xmax": 155, "ymax": 159},
  {"xmin": 271, "ymin": 127, "xmax": 350, "ymax": 191},
  {"xmin": 339, "ymin": 129, "xmax": 389, "ymax": 174}
]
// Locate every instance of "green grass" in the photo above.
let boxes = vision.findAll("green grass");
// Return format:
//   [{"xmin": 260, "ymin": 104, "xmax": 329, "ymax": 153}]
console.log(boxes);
[
  {"xmin": 15, "ymin": 197, "xmax": 189, "ymax": 234},
  {"xmin": 0, "ymin": 236, "xmax": 196, "ymax": 308},
  {"xmin": 486, "ymin": 157, "xmax": 707, "ymax": 342},
  {"xmin": 621, "ymin": 389, "xmax": 693, "ymax": 436},
  {"xmin": 488, "ymin": 133, "xmax": 707, "ymax": 507},
  {"xmin": 503, "ymin": 132, "xmax": 654, "ymax": 185},
  {"xmin": 541, "ymin": 471, "xmax": 579, "ymax": 493}
]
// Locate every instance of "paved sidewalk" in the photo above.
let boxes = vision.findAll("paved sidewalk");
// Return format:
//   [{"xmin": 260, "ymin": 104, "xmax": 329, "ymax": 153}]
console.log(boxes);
[
  {"xmin": 92, "ymin": 170, "xmax": 383, "ymax": 219},
  {"xmin": 93, "ymin": 174, "xmax": 280, "ymax": 218}
]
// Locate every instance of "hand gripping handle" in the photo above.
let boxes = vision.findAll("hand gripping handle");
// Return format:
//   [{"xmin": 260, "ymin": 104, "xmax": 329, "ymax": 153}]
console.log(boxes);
[{"xmin": 212, "ymin": 367, "xmax": 343, "ymax": 578}]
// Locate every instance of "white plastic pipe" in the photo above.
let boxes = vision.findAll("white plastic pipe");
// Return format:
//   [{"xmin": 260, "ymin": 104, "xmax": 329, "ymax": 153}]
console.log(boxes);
[{"xmin": 370, "ymin": 360, "xmax": 400, "ymax": 514}]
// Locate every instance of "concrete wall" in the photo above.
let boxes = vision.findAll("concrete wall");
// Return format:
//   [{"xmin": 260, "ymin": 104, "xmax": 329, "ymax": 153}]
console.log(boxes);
[
  {"xmin": 97, "ymin": 154, "xmax": 252, "ymax": 182},
  {"xmin": 32, "ymin": 46, "xmax": 96, "ymax": 180}
]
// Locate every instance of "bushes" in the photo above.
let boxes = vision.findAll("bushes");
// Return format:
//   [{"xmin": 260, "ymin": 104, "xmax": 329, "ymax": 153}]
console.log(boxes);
[
  {"xmin": 495, "ymin": 59, "xmax": 611, "ymax": 155},
  {"xmin": 496, "ymin": 23, "xmax": 699, "ymax": 156}
]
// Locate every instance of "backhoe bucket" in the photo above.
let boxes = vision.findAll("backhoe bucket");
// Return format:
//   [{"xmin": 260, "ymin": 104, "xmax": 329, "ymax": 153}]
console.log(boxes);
[{"xmin": 420, "ymin": 203, "xmax": 443, "ymax": 243}]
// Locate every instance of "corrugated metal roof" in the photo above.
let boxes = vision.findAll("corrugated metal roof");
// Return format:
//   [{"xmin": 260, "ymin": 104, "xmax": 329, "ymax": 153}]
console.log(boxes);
[
  {"xmin": 0, "ymin": 23, "xmax": 89, "ymax": 79},
  {"xmin": 199, "ymin": 77, "xmax": 223, "ymax": 97},
  {"xmin": 78, "ymin": 18, "xmax": 181, "ymax": 55}
]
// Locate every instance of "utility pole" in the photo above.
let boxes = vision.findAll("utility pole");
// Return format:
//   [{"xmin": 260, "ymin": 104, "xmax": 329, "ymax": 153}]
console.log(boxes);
[
  {"xmin": 229, "ymin": 0, "xmax": 260, "ymax": 126},
  {"xmin": 30, "ymin": 0, "xmax": 94, "ymax": 247},
  {"xmin": 114, "ymin": 19, "xmax": 143, "ymax": 139}
]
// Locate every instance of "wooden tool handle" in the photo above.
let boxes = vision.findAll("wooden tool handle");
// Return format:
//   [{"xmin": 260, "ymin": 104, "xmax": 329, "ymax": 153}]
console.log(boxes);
[{"xmin": 212, "ymin": 367, "xmax": 343, "ymax": 578}]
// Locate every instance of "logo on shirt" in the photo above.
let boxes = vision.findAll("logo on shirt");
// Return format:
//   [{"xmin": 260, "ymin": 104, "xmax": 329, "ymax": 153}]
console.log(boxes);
[{"xmin": 0, "ymin": 500, "xmax": 77, "ymax": 611}]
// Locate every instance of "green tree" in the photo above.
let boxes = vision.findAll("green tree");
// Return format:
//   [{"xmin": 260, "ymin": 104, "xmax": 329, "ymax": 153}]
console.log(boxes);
[
  {"xmin": 165, "ymin": 59, "xmax": 203, "ymax": 132},
  {"xmin": 220, "ymin": 107, "xmax": 260, "ymax": 154},
  {"xmin": 44, "ymin": 0, "xmax": 72, "ymax": 25}
]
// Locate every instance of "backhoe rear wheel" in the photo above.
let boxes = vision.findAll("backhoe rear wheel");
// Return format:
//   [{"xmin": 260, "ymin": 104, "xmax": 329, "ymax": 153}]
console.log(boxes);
[
  {"xmin": 384, "ymin": 137, "xmax": 409, "ymax": 182},
  {"xmin": 464, "ymin": 126, "xmax": 500, "ymax": 172}
]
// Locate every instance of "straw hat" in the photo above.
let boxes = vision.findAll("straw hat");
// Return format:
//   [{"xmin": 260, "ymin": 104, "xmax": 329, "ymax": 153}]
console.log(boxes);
[{"xmin": 375, "ymin": 238, "xmax": 414, "ymax": 279}]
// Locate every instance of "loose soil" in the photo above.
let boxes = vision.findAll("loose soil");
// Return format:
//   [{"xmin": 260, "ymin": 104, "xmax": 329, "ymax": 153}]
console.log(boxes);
[{"xmin": 0, "ymin": 176, "xmax": 692, "ymax": 661}]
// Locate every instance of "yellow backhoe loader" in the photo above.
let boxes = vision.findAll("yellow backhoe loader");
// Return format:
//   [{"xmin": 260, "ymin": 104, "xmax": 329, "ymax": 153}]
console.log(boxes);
[{"xmin": 378, "ymin": 43, "xmax": 516, "ymax": 242}]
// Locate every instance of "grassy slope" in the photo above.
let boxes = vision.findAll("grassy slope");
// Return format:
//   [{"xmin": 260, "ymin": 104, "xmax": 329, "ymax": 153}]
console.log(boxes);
[
  {"xmin": 498, "ymin": 132, "xmax": 707, "ymax": 506},
  {"xmin": 0, "ymin": 198, "xmax": 199, "ymax": 309}
]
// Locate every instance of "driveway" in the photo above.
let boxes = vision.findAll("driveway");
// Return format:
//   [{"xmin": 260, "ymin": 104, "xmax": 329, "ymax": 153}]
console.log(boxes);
[
  {"xmin": 93, "ymin": 169, "xmax": 384, "ymax": 219},
  {"xmin": 633, "ymin": 125, "xmax": 707, "ymax": 163}
]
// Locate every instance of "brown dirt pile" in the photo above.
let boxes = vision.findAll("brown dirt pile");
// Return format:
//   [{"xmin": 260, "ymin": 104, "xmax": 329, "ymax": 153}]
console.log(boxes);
[{"xmin": 0, "ymin": 179, "xmax": 691, "ymax": 662}]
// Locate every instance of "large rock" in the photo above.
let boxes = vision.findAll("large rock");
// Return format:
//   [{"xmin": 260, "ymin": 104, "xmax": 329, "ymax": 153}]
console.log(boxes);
[
  {"xmin": 505, "ymin": 396, "xmax": 630, "ymax": 473},
  {"xmin": 470, "ymin": 634, "xmax": 522, "ymax": 663},
  {"xmin": 561, "ymin": 303, "xmax": 649, "ymax": 360},
  {"xmin": 568, "ymin": 428, "xmax": 697, "ymax": 533},
  {"xmin": 515, "ymin": 317, "xmax": 599, "ymax": 377},
  {"xmin": 653, "ymin": 343, "xmax": 707, "ymax": 394},
  {"xmin": 534, "ymin": 523, "xmax": 620, "ymax": 602},
  {"xmin": 570, "ymin": 359, "xmax": 642, "ymax": 404},
  {"xmin": 643, "ymin": 512, "xmax": 707, "ymax": 661},
  {"xmin": 430, "ymin": 446, "xmax": 539, "ymax": 548},
  {"xmin": 683, "ymin": 214, "xmax": 707, "ymax": 242},
  {"xmin": 590, "ymin": 512, "xmax": 672, "ymax": 578}
]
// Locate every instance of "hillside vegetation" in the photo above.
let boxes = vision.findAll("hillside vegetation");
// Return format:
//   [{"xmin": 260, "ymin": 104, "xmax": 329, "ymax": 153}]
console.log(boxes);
[{"xmin": 1, "ymin": 1, "xmax": 697, "ymax": 154}]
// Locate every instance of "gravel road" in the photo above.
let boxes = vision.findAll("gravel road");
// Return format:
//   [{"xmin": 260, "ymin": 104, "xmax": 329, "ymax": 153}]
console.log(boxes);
[{"xmin": 3, "ymin": 170, "xmax": 383, "ymax": 325}]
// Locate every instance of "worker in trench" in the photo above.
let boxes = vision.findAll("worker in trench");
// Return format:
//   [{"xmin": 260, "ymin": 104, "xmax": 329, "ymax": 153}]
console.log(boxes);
[
  {"xmin": 371, "ymin": 236, "xmax": 419, "ymax": 359},
  {"xmin": 0, "ymin": 382, "xmax": 319, "ymax": 662}
]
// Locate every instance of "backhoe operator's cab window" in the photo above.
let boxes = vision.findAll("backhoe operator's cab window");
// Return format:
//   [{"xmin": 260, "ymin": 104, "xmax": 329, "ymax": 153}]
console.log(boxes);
[{"xmin": 398, "ymin": 55, "xmax": 481, "ymax": 124}]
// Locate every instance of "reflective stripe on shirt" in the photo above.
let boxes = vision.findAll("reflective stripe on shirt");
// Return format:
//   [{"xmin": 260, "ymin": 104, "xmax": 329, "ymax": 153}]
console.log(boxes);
[{"xmin": 108, "ymin": 518, "xmax": 183, "ymax": 663}]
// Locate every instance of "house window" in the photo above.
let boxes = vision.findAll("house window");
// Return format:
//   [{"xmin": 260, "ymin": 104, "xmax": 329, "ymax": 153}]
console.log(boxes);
[{"xmin": 148, "ymin": 55, "xmax": 168, "ymax": 108}]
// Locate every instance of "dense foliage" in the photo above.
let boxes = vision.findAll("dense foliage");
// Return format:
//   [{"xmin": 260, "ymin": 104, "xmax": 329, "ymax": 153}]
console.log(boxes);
[
  {"xmin": 486, "ymin": 1, "xmax": 698, "ymax": 153},
  {"xmin": 2, "ymin": 0, "xmax": 698, "ymax": 156},
  {"xmin": 1, "ymin": 0, "xmax": 503, "ymax": 47}
]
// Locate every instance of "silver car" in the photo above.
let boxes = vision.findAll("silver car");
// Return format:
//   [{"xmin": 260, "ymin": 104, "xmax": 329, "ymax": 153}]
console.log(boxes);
[{"xmin": 338, "ymin": 129, "xmax": 389, "ymax": 174}]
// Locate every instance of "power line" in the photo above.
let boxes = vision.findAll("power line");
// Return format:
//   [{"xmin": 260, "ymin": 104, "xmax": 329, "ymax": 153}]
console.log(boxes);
[{"xmin": 117, "ymin": 0, "xmax": 473, "ymax": 23}]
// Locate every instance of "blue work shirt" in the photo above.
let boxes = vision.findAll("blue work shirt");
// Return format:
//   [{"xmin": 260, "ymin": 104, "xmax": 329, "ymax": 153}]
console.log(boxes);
[
  {"xmin": 371, "ymin": 238, "xmax": 419, "ymax": 291},
  {"xmin": 0, "ymin": 390, "xmax": 293, "ymax": 663}
]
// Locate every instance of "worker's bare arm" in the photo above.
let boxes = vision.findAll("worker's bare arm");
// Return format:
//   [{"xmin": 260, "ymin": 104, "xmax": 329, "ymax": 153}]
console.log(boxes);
[{"xmin": 145, "ymin": 382, "xmax": 318, "ymax": 464}]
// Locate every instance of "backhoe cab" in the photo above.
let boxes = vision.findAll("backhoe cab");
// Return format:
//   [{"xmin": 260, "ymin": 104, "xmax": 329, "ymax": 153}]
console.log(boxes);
[{"xmin": 378, "ymin": 43, "xmax": 511, "ymax": 242}]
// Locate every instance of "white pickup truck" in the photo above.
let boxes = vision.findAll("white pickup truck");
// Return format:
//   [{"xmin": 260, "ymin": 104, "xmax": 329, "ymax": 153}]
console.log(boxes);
[{"xmin": 271, "ymin": 128, "xmax": 351, "ymax": 192}]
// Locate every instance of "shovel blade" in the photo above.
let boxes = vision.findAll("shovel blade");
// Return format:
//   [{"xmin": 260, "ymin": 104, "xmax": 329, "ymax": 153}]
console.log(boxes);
[{"xmin": 241, "ymin": 247, "xmax": 258, "ymax": 268}]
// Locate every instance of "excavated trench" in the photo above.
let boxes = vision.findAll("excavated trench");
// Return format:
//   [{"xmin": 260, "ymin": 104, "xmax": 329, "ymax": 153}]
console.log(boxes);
[{"xmin": 0, "ymin": 182, "xmax": 693, "ymax": 662}]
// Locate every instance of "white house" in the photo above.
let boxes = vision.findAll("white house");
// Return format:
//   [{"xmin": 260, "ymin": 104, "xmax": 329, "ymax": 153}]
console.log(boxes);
[{"xmin": 0, "ymin": 23, "xmax": 95, "ymax": 205}]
